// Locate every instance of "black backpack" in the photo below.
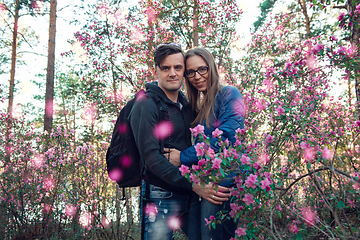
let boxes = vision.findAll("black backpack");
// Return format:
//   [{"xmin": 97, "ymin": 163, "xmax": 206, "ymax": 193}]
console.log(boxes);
[{"xmin": 106, "ymin": 89, "xmax": 166, "ymax": 187}]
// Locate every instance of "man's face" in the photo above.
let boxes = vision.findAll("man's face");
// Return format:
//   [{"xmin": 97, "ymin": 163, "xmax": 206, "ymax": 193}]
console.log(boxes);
[{"xmin": 155, "ymin": 52, "xmax": 185, "ymax": 95}]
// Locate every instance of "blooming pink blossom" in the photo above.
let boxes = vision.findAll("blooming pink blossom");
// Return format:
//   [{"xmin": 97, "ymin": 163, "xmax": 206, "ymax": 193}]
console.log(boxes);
[
  {"xmin": 179, "ymin": 165, "xmax": 190, "ymax": 175},
  {"xmin": 242, "ymin": 193, "xmax": 255, "ymax": 205},
  {"xmin": 194, "ymin": 142, "xmax": 205, "ymax": 157},
  {"xmin": 235, "ymin": 227, "xmax": 247, "ymax": 236},
  {"xmin": 212, "ymin": 158, "xmax": 222, "ymax": 170},
  {"xmin": 190, "ymin": 124, "xmax": 205, "ymax": 137},
  {"xmin": 245, "ymin": 174, "xmax": 258, "ymax": 189},
  {"xmin": 260, "ymin": 178, "xmax": 271, "ymax": 191},
  {"xmin": 275, "ymin": 106, "xmax": 285, "ymax": 116},
  {"xmin": 212, "ymin": 128, "xmax": 223, "ymax": 138},
  {"xmin": 289, "ymin": 223, "xmax": 298, "ymax": 234},
  {"xmin": 240, "ymin": 154, "xmax": 250, "ymax": 165}
]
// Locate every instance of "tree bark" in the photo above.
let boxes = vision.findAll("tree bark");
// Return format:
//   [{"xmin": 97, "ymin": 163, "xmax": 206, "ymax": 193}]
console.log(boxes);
[
  {"xmin": 44, "ymin": 0, "xmax": 57, "ymax": 131},
  {"xmin": 298, "ymin": 0, "xmax": 311, "ymax": 36},
  {"xmin": 6, "ymin": 0, "xmax": 20, "ymax": 162},
  {"xmin": 347, "ymin": 0, "xmax": 360, "ymax": 116},
  {"xmin": 192, "ymin": 0, "xmax": 199, "ymax": 47},
  {"xmin": 8, "ymin": 0, "xmax": 20, "ymax": 118}
]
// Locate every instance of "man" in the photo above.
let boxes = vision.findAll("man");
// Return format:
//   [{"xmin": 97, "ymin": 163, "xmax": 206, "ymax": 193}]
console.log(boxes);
[{"xmin": 129, "ymin": 43, "xmax": 229, "ymax": 240}]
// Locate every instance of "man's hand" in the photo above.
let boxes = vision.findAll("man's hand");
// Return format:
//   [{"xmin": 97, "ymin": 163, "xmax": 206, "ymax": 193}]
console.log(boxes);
[
  {"xmin": 192, "ymin": 183, "xmax": 230, "ymax": 205},
  {"xmin": 163, "ymin": 148, "xmax": 181, "ymax": 167}
]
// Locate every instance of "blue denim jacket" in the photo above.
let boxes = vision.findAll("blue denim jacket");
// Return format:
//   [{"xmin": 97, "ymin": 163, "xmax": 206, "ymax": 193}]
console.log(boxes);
[{"xmin": 180, "ymin": 86, "xmax": 245, "ymax": 186}]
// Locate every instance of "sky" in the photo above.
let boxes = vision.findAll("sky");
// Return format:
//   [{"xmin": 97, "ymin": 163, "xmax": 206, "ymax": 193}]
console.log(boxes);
[{"xmin": 1, "ymin": 0, "xmax": 263, "ymax": 118}]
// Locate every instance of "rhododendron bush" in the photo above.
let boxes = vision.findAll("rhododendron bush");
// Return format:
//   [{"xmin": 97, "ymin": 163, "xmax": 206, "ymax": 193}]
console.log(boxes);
[{"xmin": 1, "ymin": 0, "xmax": 360, "ymax": 239}]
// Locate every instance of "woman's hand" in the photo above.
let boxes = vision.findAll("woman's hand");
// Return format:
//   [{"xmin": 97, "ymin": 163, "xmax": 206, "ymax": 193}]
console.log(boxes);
[
  {"xmin": 163, "ymin": 148, "xmax": 181, "ymax": 167},
  {"xmin": 192, "ymin": 183, "xmax": 231, "ymax": 205}
]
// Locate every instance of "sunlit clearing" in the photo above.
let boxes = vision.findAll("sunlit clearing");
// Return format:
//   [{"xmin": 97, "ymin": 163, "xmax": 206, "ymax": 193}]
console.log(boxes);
[
  {"xmin": 65, "ymin": 205, "xmax": 77, "ymax": 217},
  {"xmin": 32, "ymin": 154, "xmax": 45, "ymax": 168},
  {"xmin": 236, "ymin": 0, "xmax": 249, "ymax": 11},
  {"xmin": 81, "ymin": 102, "xmax": 97, "ymax": 125},
  {"xmin": 17, "ymin": 18, "xmax": 27, "ymax": 32},
  {"xmin": 97, "ymin": 1, "xmax": 111, "ymax": 20},
  {"xmin": 121, "ymin": 155, "xmax": 132, "ymax": 168},
  {"xmin": 79, "ymin": 212, "xmax": 93, "ymax": 228},
  {"xmin": 153, "ymin": 120, "xmax": 173, "ymax": 140},
  {"xmin": 31, "ymin": 1, "xmax": 45, "ymax": 13},
  {"xmin": 18, "ymin": 79, "xmax": 34, "ymax": 94},
  {"xmin": 108, "ymin": 168, "xmax": 123, "ymax": 182},
  {"xmin": 102, "ymin": 216, "xmax": 111, "ymax": 228},
  {"xmin": 168, "ymin": 216, "xmax": 180, "ymax": 230},
  {"xmin": 232, "ymin": 99, "xmax": 246, "ymax": 117},
  {"xmin": 231, "ymin": 37, "xmax": 243, "ymax": 49},
  {"xmin": 71, "ymin": 41, "xmax": 89, "ymax": 64}
]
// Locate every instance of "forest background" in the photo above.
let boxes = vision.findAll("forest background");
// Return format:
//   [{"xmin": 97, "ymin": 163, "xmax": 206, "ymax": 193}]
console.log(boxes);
[{"xmin": 1, "ymin": 0, "xmax": 360, "ymax": 239}]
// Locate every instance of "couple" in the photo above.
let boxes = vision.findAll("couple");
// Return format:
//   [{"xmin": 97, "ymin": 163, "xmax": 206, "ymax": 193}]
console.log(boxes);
[{"xmin": 129, "ymin": 43, "xmax": 245, "ymax": 240}]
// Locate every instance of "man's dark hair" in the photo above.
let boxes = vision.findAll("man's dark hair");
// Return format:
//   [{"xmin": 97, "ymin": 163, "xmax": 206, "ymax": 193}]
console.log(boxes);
[{"xmin": 154, "ymin": 44, "xmax": 184, "ymax": 68}]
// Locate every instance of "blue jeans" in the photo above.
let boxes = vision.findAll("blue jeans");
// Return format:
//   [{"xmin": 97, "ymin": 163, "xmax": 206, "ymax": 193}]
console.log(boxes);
[
  {"xmin": 188, "ymin": 194, "xmax": 239, "ymax": 240},
  {"xmin": 140, "ymin": 181, "xmax": 191, "ymax": 240}
]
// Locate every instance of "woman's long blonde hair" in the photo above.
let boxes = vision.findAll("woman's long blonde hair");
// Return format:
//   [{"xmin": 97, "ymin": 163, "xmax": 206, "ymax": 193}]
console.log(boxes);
[{"xmin": 184, "ymin": 48, "xmax": 221, "ymax": 127}]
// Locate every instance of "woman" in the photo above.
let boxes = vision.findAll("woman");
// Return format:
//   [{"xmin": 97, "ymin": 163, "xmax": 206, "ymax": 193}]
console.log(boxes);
[{"xmin": 165, "ymin": 47, "xmax": 245, "ymax": 240}]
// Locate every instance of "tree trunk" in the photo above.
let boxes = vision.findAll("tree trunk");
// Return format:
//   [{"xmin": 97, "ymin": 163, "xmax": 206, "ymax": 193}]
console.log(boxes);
[
  {"xmin": 44, "ymin": 0, "xmax": 57, "ymax": 131},
  {"xmin": 193, "ymin": 0, "xmax": 199, "ymax": 47},
  {"xmin": 6, "ymin": 0, "xmax": 20, "ymax": 162},
  {"xmin": 347, "ymin": 0, "xmax": 360, "ymax": 116},
  {"xmin": 298, "ymin": 0, "xmax": 311, "ymax": 36}
]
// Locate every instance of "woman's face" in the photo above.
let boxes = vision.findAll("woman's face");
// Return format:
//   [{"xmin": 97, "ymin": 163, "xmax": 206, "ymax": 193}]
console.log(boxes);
[{"xmin": 185, "ymin": 55, "xmax": 209, "ymax": 93}]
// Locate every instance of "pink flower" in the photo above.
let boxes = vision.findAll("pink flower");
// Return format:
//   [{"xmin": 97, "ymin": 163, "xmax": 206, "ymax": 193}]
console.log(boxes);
[
  {"xmin": 245, "ymin": 174, "xmax": 258, "ymax": 189},
  {"xmin": 212, "ymin": 158, "xmax": 222, "ymax": 170},
  {"xmin": 353, "ymin": 182, "xmax": 360, "ymax": 190},
  {"xmin": 289, "ymin": 223, "xmax": 298, "ymax": 234},
  {"xmin": 260, "ymin": 178, "xmax": 271, "ymax": 191},
  {"xmin": 190, "ymin": 124, "xmax": 204, "ymax": 137},
  {"xmin": 194, "ymin": 142, "xmax": 205, "ymax": 157},
  {"xmin": 179, "ymin": 165, "xmax": 190, "ymax": 175},
  {"xmin": 322, "ymin": 146, "xmax": 333, "ymax": 160},
  {"xmin": 265, "ymin": 134, "xmax": 274, "ymax": 143},
  {"xmin": 212, "ymin": 128, "xmax": 223, "ymax": 138},
  {"xmin": 302, "ymin": 206, "xmax": 317, "ymax": 226},
  {"xmin": 240, "ymin": 154, "xmax": 250, "ymax": 165},
  {"xmin": 276, "ymin": 106, "xmax": 285, "ymax": 116},
  {"xmin": 347, "ymin": 198, "xmax": 356, "ymax": 208},
  {"xmin": 235, "ymin": 227, "xmax": 247, "ymax": 236},
  {"xmin": 338, "ymin": 12, "xmax": 346, "ymax": 21},
  {"xmin": 253, "ymin": 162, "xmax": 262, "ymax": 170},
  {"xmin": 242, "ymin": 193, "xmax": 255, "ymax": 205}
]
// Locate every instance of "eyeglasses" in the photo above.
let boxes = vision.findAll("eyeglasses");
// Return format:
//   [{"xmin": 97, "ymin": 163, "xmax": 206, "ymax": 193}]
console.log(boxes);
[
  {"xmin": 156, "ymin": 42, "xmax": 181, "ymax": 49},
  {"xmin": 185, "ymin": 66, "xmax": 209, "ymax": 78}
]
